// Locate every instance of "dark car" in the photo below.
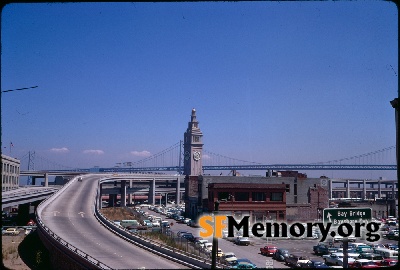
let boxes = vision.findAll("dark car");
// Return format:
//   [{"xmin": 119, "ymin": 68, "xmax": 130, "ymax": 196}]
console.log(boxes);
[
  {"xmin": 384, "ymin": 243, "xmax": 398, "ymax": 250},
  {"xmin": 181, "ymin": 233, "xmax": 195, "ymax": 242},
  {"xmin": 303, "ymin": 260, "xmax": 330, "ymax": 268},
  {"xmin": 273, "ymin": 248, "xmax": 289, "ymax": 262}
]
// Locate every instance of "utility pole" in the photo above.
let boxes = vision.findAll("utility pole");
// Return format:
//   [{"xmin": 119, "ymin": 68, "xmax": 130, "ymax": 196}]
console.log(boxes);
[
  {"xmin": 211, "ymin": 200, "xmax": 220, "ymax": 269},
  {"xmin": 390, "ymin": 98, "xmax": 399, "ymax": 181}
]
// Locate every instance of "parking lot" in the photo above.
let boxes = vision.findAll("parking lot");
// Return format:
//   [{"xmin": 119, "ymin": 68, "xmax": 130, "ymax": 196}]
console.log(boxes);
[{"xmin": 135, "ymin": 205, "xmax": 398, "ymax": 268}]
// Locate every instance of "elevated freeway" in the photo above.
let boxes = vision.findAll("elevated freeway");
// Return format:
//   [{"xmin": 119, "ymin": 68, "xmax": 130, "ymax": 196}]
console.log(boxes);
[
  {"xmin": 36, "ymin": 174, "xmax": 192, "ymax": 269},
  {"xmin": 2, "ymin": 186, "xmax": 60, "ymax": 210}
]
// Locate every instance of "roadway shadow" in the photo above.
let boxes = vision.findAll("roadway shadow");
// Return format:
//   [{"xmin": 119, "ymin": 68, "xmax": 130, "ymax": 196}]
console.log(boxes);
[{"xmin": 16, "ymin": 230, "xmax": 53, "ymax": 270}]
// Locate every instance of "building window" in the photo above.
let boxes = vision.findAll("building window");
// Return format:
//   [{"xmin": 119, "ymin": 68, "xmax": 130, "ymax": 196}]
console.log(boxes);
[
  {"xmin": 235, "ymin": 192, "xmax": 249, "ymax": 201},
  {"xmin": 218, "ymin": 192, "xmax": 230, "ymax": 201},
  {"xmin": 270, "ymin": 192, "xmax": 283, "ymax": 201},
  {"xmin": 252, "ymin": 192, "xmax": 266, "ymax": 201},
  {"xmin": 193, "ymin": 136, "xmax": 200, "ymax": 142}
]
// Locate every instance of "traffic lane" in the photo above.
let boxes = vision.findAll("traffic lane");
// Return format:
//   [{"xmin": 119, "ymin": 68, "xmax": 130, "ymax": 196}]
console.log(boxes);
[{"xmin": 41, "ymin": 177, "xmax": 186, "ymax": 269}]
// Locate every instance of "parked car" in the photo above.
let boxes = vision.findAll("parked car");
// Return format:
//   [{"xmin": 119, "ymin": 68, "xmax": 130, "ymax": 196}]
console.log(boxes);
[
  {"xmin": 203, "ymin": 242, "xmax": 213, "ymax": 254},
  {"xmin": 303, "ymin": 260, "xmax": 330, "ymax": 268},
  {"xmin": 378, "ymin": 258, "xmax": 398, "ymax": 267},
  {"xmin": 230, "ymin": 259, "xmax": 257, "ymax": 269},
  {"xmin": 349, "ymin": 259, "xmax": 379, "ymax": 268},
  {"xmin": 323, "ymin": 252, "xmax": 356, "ymax": 266},
  {"xmin": 273, "ymin": 248, "xmax": 289, "ymax": 261},
  {"xmin": 195, "ymin": 239, "xmax": 208, "ymax": 248},
  {"xmin": 260, "ymin": 245, "xmax": 278, "ymax": 256},
  {"xmin": 181, "ymin": 233, "xmax": 195, "ymax": 242},
  {"xmin": 161, "ymin": 220, "xmax": 170, "ymax": 228},
  {"xmin": 384, "ymin": 243, "xmax": 398, "ymax": 250},
  {"xmin": 386, "ymin": 230, "xmax": 399, "ymax": 240},
  {"xmin": 234, "ymin": 236, "xmax": 250, "ymax": 246},
  {"xmin": 221, "ymin": 252, "xmax": 238, "ymax": 265},
  {"xmin": 357, "ymin": 253, "xmax": 384, "ymax": 263},
  {"xmin": 2, "ymin": 228, "xmax": 20, "ymax": 235},
  {"xmin": 26, "ymin": 219, "xmax": 36, "ymax": 226},
  {"xmin": 285, "ymin": 253, "xmax": 310, "ymax": 267},
  {"xmin": 177, "ymin": 230, "xmax": 189, "ymax": 237},
  {"xmin": 313, "ymin": 243, "xmax": 332, "ymax": 255},
  {"xmin": 334, "ymin": 234, "xmax": 356, "ymax": 242},
  {"xmin": 188, "ymin": 219, "xmax": 200, "ymax": 227}
]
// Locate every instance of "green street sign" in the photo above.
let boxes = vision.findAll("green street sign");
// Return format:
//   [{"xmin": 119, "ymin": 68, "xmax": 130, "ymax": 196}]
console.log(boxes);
[{"xmin": 323, "ymin": 208, "xmax": 372, "ymax": 225}]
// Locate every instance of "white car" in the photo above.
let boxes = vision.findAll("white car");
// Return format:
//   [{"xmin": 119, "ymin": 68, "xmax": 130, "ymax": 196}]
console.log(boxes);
[
  {"xmin": 195, "ymin": 239, "xmax": 209, "ymax": 248},
  {"xmin": 152, "ymin": 220, "xmax": 160, "ymax": 227},
  {"xmin": 221, "ymin": 252, "xmax": 237, "ymax": 264},
  {"xmin": 323, "ymin": 252, "xmax": 356, "ymax": 266},
  {"xmin": 333, "ymin": 234, "xmax": 356, "ymax": 242},
  {"xmin": 203, "ymin": 242, "xmax": 213, "ymax": 251},
  {"xmin": 234, "ymin": 236, "xmax": 250, "ymax": 246}
]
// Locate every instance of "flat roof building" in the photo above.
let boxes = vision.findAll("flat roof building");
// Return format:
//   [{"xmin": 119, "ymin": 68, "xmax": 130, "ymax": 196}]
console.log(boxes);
[{"xmin": 1, "ymin": 154, "xmax": 20, "ymax": 191}]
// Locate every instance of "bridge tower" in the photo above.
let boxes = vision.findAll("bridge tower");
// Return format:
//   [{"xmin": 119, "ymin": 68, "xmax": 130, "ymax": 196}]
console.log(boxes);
[
  {"xmin": 183, "ymin": 108, "xmax": 203, "ymax": 176},
  {"xmin": 27, "ymin": 151, "xmax": 35, "ymax": 185}
]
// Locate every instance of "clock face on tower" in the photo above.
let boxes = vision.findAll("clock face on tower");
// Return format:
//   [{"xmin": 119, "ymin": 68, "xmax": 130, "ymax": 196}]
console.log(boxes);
[{"xmin": 193, "ymin": 151, "xmax": 201, "ymax": 161}]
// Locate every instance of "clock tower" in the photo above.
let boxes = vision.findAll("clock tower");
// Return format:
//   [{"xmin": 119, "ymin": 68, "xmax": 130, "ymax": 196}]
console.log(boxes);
[{"xmin": 183, "ymin": 108, "xmax": 203, "ymax": 176}]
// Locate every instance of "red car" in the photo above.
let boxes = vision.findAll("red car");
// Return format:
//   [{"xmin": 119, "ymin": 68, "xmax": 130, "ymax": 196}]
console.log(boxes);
[
  {"xmin": 260, "ymin": 245, "xmax": 278, "ymax": 256},
  {"xmin": 349, "ymin": 259, "xmax": 379, "ymax": 268},
  {"xmin": 27, "ymin": 219, "xmax": 36, "ymax": 226},
  {"xmin": 379, "ymin": 258, "xmax": 398, "ymax": 267}
]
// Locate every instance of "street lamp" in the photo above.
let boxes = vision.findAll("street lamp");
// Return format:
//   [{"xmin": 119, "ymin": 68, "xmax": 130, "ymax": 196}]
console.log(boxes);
[
  {"xmin": 228, "ymin": 194, "xmax": 234, "ymax": 216},
  {"xmin": 211, "ymin": 200, "xmax": 220, "ymax": 269}
]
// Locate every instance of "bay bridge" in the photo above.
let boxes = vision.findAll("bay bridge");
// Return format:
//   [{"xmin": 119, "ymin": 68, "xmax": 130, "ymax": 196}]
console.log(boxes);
[{"xmin": 18, "ymin": 142, "xmax": 397, "ymax": 175}]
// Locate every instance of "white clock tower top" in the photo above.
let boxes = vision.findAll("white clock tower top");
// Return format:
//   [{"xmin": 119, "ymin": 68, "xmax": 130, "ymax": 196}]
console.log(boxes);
[{"xmin": 183, "ymin": 108, "xmax": 203, "ymax": 176}]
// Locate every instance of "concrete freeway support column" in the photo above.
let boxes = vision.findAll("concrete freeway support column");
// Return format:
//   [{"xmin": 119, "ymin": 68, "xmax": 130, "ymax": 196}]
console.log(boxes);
[
  {"xmin": 128, "ymin": 180, "xmax": 133, "ymax": 205},
  {"xmin": 378, "ymin": 180, "xmax": 381, "ymax": 198},
  {"xmin": 346, "ymin": 179, "xmax": 350, "ymax": 198},
  {"xmin": 391, "ymin": 185, "xmax": 395, "ymax": 199},
  {"xmin": 148, "ymin": 178, "xmax": 155, "ymax": 205},
  {"xmin": 121, "ymin": 180, "xmax": 126, "ymax": 207},
  {"xmin": 44, "ymin": 173, "xmax": 49, "ymax": 187},
  {"xmin": 109, "ymin": 194, "xmax": 117, "ymax": 207},
  {"xmin": 176, "ymin": 176, "xmax": 181, "ymax": 205},
  {"xmin": 32, "ymin": 177, "xmax": 37, "ymax": 185},
  {"xmin": 363, "ymin": 179, "xmax": 367, "ymax": 199}
]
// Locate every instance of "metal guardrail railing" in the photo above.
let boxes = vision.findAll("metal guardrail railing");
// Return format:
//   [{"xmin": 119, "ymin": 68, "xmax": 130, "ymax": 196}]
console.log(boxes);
[
  {"xmin": 36, "ymin": 175, "xmax": 224, "ymax": 269},
  {"xmin": 36, "ymin": 177, "xmax": 112, "ymax": 269}
]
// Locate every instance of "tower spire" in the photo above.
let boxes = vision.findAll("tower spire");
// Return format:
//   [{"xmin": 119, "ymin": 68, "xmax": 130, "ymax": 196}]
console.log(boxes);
[{"xmin": 183, "ymin": 108, "xmax": 203, "ymax": 176}]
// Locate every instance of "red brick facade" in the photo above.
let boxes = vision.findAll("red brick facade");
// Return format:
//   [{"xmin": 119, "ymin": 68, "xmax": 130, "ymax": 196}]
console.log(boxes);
[{"xmin": 206, "ymin": 183, "xmax": 287, "ymax": 222}]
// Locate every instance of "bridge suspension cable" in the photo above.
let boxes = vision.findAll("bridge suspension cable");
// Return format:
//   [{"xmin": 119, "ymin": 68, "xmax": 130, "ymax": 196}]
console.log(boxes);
[{"xmin": 310, "ymin": 146, "xmax": 396, "ymax": 165}]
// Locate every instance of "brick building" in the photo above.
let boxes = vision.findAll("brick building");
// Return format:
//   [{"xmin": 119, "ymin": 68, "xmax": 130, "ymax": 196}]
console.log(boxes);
[{"xmin": 206, "ymin": 183, "xmax": 287, "ymax": 223}]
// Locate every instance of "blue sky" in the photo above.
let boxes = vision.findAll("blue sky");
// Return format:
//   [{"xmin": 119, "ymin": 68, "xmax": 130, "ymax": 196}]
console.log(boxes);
[{"xmin": 1, "ymin": 2, "xmax": 398, "ymax": 180}]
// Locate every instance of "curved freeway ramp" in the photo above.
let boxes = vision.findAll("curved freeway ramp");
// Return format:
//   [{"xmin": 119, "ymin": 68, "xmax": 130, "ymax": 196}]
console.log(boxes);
[{"xmin": 38, "ymin": 174, "xmax": 187, "ymax": 269}]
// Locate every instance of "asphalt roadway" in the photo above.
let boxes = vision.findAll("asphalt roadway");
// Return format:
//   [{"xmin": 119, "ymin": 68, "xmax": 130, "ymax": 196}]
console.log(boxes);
[{"xmin": 39, "ymin": 175, "xmax": 186, "ymax": 269}]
